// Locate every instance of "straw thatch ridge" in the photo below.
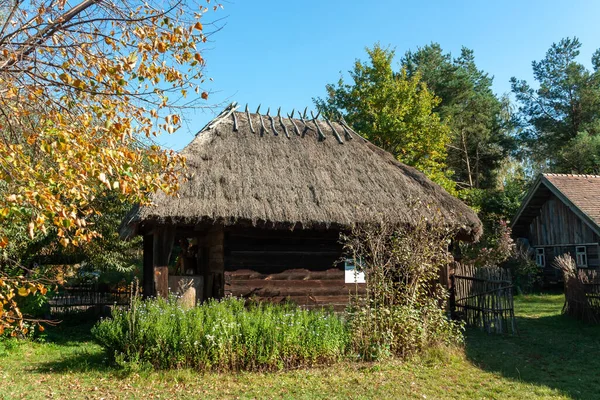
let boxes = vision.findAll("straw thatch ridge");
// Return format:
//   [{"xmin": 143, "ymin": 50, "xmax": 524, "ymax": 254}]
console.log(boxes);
[{"xmin": 121, "ymin": 105, "xmax": 483, "ymax": 241}]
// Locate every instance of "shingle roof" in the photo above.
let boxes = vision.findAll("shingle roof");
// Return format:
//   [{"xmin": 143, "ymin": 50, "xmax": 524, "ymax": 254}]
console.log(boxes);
[
  {"xmin": 542, "ymin": 174, "xmax": 600, "ymax": 228},
  {"xmin": 511, "ymin": 173, "xmax": 600, "ymax": 236}
]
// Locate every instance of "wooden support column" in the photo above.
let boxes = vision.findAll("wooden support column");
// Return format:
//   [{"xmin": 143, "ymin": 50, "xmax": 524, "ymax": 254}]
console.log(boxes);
[
  {"xmin": 205, "ymin": 225, "xmax": 225, "ymax": 300},
  {"xmin": 449, "ymin": 273, "xmax": 456, "ymax": 320},
  {"xmin": 153, "ymin": 225, "xmax": 175, "ymax": 298},
  {"xmin": 142, "ymin": 234, "xmax": 154, "ymax": 297}
]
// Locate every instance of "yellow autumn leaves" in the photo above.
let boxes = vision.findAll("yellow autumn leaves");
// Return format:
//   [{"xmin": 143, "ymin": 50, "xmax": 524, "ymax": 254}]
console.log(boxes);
[
  {"xmin": 0, "ymin": 277, "xmax": 46, "ymax": 299},
  {"xmin": 0, "ymin": 276, "xmax": 47, "ymax": 335},
  {"xmin": 0, "ymin": 0, "xmax": 220, "ymax": 334}
]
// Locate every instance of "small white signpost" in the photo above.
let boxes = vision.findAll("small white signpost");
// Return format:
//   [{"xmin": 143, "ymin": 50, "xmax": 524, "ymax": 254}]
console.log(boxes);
[{"xmin": 344, "ymin": 259, "xmax": 365, "ymax": 284}]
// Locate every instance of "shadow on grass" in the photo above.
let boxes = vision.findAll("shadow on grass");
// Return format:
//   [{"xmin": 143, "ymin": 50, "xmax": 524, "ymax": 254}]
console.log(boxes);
[
  {"xmin": 34, "ymin": 315, "xmax": 117, "ymax": 374},
  {"xmin": 464, "ymin": 295, "xmax": 600, "ymax": 400},
  {"xmin": 35, "ymin": 349, "xmax": 112, "ymax": 374},
  {"xmin": 40, "ymin": 308, "xmax": 113, "ymax": 346},
  {"xmin": 41, "ymin": 320, "xmax": 97, "ymax": 346}
]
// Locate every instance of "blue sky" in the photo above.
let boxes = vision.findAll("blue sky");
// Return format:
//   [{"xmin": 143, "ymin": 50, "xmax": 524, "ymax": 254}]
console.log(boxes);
[{"xmin": 161, "ymin": 0, "xmax": 600, "ymax": 150}]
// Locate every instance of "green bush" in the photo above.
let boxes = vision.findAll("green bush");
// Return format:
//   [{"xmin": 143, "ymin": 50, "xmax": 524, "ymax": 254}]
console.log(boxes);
[
  {"xmin": 342, "ymin": 214, "xmax": 465, "ymax": 361},
  {"xmin": 92, "ymin": 296, "xmax": 349, "ymax": 371},
  {"xmin": 346, "ymin": 296, "xmax": 464, "ymax": 361}
]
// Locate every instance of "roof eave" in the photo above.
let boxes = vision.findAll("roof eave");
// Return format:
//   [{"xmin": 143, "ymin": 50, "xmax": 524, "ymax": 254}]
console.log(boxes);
[
  {"xmin": 510, "ymin": 174, "xmax": 543, "ymax": 229},
  {"xmin": 542, "ymin": 177, "xmax": 600, "ymax": 237},
  {"xmin": 511, "ymin": 174, "xmax": 600, "ymax": 237}
]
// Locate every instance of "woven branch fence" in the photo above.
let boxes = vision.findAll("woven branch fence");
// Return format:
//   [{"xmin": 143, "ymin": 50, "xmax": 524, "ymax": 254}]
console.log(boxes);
[
  {"xmin": 555, "ymin": 254, "xmax": 600, "ymax": 323},
  {"xmin": 48, "ymin": 285, "xmax": 133, "ymax": 314},
  {"xmin": 583, "ymin": 270, "xmax": 600, "ymax": 316},
  {"xmin": 452, "ymin": 264, "xmax": 517, "ymax": 334}
]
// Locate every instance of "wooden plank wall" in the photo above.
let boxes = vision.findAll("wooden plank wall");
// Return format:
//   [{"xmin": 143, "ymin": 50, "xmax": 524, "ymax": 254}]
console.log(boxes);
[
  {"xmin": 528, "ymin": 194, "xmax": 598, "ymax": 246},
  {"xmin": 224, "ymin": 227, "xmax": 365, "ymax": 310},
  {"xmin": 527, "ymin": 195, "xmax": 600, "ymax": 276},
  {"xmin": 590, "ymin": 245, "xmax": 600, "ymax": 268},
  {"xmin": 548, "ymin": 245, "xmax": 600, "ymax": 269},
  {"xmin": 542, "ymin": 246, "xmax": 562, "ymax": 282}
]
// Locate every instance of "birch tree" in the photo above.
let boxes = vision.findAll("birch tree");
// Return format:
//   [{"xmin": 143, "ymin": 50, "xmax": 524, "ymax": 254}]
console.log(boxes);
[{"xmin": 0, "ymin": 0, "xmax": 220, "ymax": 334}]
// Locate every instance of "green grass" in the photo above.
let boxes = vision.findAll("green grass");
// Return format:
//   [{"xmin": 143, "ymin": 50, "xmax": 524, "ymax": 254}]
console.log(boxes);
[
  {"xmin": 465, "ymin": 294, "xmax": 600, "ymax": 400},
  {"xmin": 0, "ymin": 294, "xmax": 598, "ymax": 399}
]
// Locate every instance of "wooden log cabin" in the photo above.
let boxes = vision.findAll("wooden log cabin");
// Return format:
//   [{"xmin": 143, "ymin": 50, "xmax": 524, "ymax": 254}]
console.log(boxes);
[
  {"xmin": 511, "ymin": 174, "xmax": 600, "ymax": 284},
  {"xmin": 120, "ymin": 103, "xmax": 482, "ymax": 309}
]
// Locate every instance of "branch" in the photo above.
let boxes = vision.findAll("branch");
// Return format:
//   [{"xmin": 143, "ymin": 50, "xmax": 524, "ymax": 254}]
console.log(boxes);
[
  {"xmin": 0, "ymin": 0, "xmax": 21, "ymax": 40},
  {"xmin": 0, "ymin": 0, "xmax": 102, "ymax": 71}
]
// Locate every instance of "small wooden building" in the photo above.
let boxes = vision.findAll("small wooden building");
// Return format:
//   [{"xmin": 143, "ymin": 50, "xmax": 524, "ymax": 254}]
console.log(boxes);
[
  {"xmin": 120, "ymin": 103, "xmax": 482, "ymax": 308},
  {"xmin": 511, "ymin": 174, "xmax": 600, "ymax": 283}
]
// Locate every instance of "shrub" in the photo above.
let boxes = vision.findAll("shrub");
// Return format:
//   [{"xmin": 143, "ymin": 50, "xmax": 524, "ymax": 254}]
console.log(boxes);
[
  {"xmin": 92, "ymin": 296, "xmax": 349, "ymax": 371},
  {"xmin": 342, "ymin": 214, "xmax": 464, "ymax": 361},
  {"xmin": 461, "ymin": 219, "xmax": 541, "ymax": 294},
  {"xmin": 503, "ymin": 243, "xmax": 542, "ymax": 294},
  {"xmin": 346, "ymin": 295, "xmax": 463, "ymax": 361}
]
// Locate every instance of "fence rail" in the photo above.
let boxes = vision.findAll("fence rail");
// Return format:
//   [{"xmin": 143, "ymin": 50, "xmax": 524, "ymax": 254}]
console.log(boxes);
[
  {"xmin": 48, "ymin": 285, "xmax": 132, "ymax": 314},
  {"xmin": 452, "ymin": 264, "xmax": 517, "ymax": 335}
]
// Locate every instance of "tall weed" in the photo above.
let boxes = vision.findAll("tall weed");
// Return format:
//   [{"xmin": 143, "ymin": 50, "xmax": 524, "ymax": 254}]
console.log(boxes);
[
  {"xmin": 92, "ymin": 296, "xmax": 348, "ymax": 371},
  {"xmin": 342, "ymin": 213, "xmax": 464, "ymax": 360}
]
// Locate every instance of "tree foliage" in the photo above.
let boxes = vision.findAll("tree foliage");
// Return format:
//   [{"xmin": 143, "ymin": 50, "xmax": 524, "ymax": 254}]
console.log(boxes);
[
  {"xmin": 0, "ymin": 0, "xmax": 220, "ymax": 333},
  {"xmin": 559, "ymin": 131, "xmax": 600, "ymax": 174},
  {"xmin": 315, "ymin": 45, "xmax": 455, "ymax": 193},
  {"xmin": 511, "ymin": 37, "xmax": 600, "ymax": 173},
  {"xmin": 8, "ymin": 192, "xmax": 142, "ymax": 273},
  {"xmin": 402, "ymin": 44, "xmax": 515, "ymax": 190}
]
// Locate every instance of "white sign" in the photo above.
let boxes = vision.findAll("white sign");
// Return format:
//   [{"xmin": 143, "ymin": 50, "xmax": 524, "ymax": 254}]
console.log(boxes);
[{"xmin": 344, "ymin": 259, "xmax": 365, "ymax": 284}]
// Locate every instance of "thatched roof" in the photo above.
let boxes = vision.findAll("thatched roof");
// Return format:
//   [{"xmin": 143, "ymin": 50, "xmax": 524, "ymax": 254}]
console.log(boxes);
[{"xmin": 121, "ymin": 103, "xmax": 482, "ymax": 241}]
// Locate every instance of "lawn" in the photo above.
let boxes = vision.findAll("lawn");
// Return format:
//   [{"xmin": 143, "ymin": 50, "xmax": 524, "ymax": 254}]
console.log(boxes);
[{"xmin": 1, "ymin": 294, "xmax": 598, "ymax": 400}]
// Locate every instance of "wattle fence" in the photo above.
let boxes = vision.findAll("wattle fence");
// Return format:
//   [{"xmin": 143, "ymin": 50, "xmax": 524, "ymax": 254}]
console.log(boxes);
[
  {"xmin": 48, "ymin": 285, "xmax": 132, "ymax": 314},
  {"xmin": 451, "ymin": 264, "xmax": 517, "ymax": 335},
  {"xmin": 564, "ymin": 268, "xmax": 600, "ymax": 323},
  {"xmin": 583, "ymin": 281, "xmax": 600, "ymax": 315}
]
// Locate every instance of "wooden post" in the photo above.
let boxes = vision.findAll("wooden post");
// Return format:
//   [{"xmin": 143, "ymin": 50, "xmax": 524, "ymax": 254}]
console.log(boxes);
[
  {"xmin": 449, "ymin": 271, "xmax": 456, "ymax": 320},
  {"xmin": 153, "ymin": 226, "xmax": 175, "ymax": 298},
  {"xmin": 142, "ymin": 234, "xmax": 154, "ymax": 297},
  {"xmin": 206, "ymin": 225, "xmax": 225, "ymax": 300},
  {"xmin": 154, "ymin": 267, "xmax": 169, "ymax": 298}
]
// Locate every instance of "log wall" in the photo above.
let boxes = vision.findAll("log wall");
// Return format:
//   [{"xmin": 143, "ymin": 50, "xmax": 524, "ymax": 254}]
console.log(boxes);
[{"xmin": 224, "ymin": 227, "xmax": 363, "ymax": 309}]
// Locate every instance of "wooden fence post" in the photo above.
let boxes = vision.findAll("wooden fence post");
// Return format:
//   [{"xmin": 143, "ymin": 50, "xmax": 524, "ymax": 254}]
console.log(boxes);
[
  {"xmin": 154, "ymin": 266, "xmax": 169, "ymax": 298},
  {"xmin": 449, "ymin": 273, "xmax": 456, "ymax": 320}
]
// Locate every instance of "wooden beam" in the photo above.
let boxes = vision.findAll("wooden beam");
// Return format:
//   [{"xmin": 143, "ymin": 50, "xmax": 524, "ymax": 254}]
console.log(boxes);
[
  {"xmin": 153, "ymin": 226, "xmax": 175, "ymax": 298},
  {"xmin": 533, "ymin": 242, "xmax": 599, "ymax": 248},
  {"xmin": 143, "ymin": 234, "xmax": 154, "ymax": 297},
  {"xmin": 154, "ymin": 267, "xmax": 169, "ymax": 298},
  {"xmin": 206, "ymin": 225, "xmax": 225, "ymax": 299}
]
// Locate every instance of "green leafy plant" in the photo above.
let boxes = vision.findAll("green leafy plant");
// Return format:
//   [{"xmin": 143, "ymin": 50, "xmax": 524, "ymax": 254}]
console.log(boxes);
[
  {"xmin": 461, "ymin": 220, "xmax": 541, "ymax": 294},
  {"xmin": 504, "ymin": 244, "xmax": 542, "ymax": 294},
  {"xmin": 92, "ymin": 296, "xmax": 349, "ymax": 371}
]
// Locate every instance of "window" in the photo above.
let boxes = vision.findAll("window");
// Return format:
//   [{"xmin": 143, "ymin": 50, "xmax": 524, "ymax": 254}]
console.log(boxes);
[
  {"xmin": 535, "ymin": 248, "xmax": 545, "ymax": 268},
  {"xmin": 576, "ymin": 246, "xmax": 588, "ymax": 268}
]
